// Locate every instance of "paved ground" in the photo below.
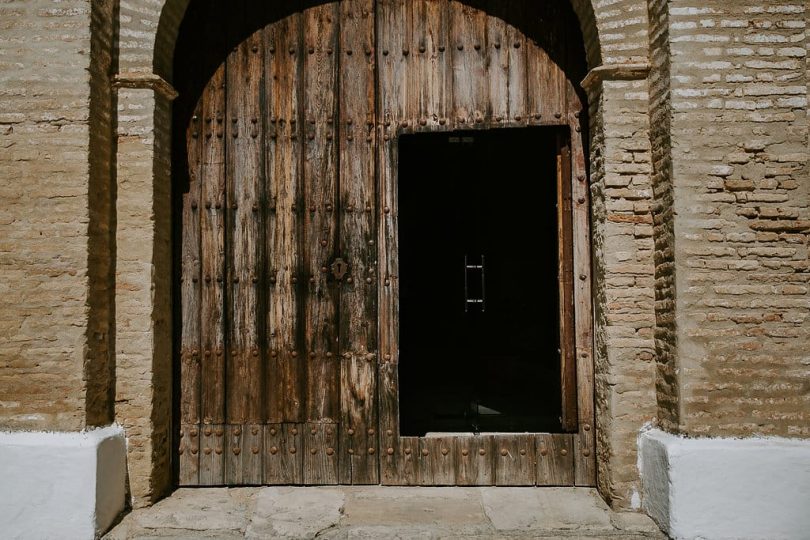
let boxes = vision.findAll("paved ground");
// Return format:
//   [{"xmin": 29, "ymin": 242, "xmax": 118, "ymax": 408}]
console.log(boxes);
[{"xmin": 105, "ymin": 487, "xmax": 665, "ymax": 539}]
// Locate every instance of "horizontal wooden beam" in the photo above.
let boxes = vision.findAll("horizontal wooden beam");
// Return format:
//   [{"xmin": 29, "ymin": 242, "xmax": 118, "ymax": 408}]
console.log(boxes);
[
  {"xmin": 580, "ymin": 62, "xmax": 651, "ymax": 91},
  {"xmin": 114, "ymin": 72, "xmax": 179, "ymax": 101}
]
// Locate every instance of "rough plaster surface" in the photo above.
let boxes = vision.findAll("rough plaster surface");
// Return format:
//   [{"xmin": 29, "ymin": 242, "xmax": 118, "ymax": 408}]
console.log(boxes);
[
  {"xmin": 639, "ymin": 428, "xmax": 810, "ymax": 540},
  {"xmin": 0, "ymin": 425, "xmax": 126, "ymax": 539}
]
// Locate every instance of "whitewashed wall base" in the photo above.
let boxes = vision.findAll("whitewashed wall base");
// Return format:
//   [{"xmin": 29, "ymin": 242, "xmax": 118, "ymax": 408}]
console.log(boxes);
[
  {"xmin": 0, "ymin": 425, "xmax": 126, "ymax": 539},
  {"xmin": 639, "ymin": 428, "xmax": 810, "ymax": 540}
]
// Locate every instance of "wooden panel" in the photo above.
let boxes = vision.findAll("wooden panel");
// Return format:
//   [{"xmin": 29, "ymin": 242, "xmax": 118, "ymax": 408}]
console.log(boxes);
[
  {"xmin": 450, "ymin": 0, "xmax": 488, "ymax": 126},
  {"xmin": 485, "ymin": 4, "xmax": 508, "ymax": 125},
  {"xmin": 225, "ymin": 424, "xmax": 263, "ymax": 485},
  {"xmin": 418, "ymin": 436, "xmax": 456, "ymax": 485},
  {"xmin": 178, "ymin": 424, "xmax": 200, "ymax": 485},
  {"xmin": 558, "ymin": 140, "xmax": 577, "ymax": 432},
  {"xmin": 375, "ymin": 0, "xmax": 404, "ymax": 460},
  {"xmin": 525, "ymin": 4, "xmax": 566, "ymax": 122},
  {"xmin": 494, "ymin": 434, "xmax": 536, "ymax": 486},
  {"xmin": 265, "ymin": 12, "xmax": 305, "ymax": 424},
  {"xmin": 199, "ymin": 424, "xmax": 226, "ymax": 485},
  {"xmin": 304, "ymin": 422, "xmax": 339, "ymax": 484},
  {"xmin": 339, "ymin": 0, "xmax": 378, "ymax": 486},
  {"xmin": 377, "ymin": 362, "xmax": 406, "ymax": 484},
  {"xmin": 199, "ymin": 64, "xmax": 227, "ymax": 486},
  {"xmin": 409, "ymin": 0, "xmax": 449, "ymax": 126},
  {"xmin": 455, "ymin": 435, "xmax": 493, "ymax": 486},
  {"xmin": 225, "ymin": 22, "xmax": 265, "ymax": 485},
  {"xmin": 302, "ymin": 2, "xmax": 340, "ymax": 423},
  {"xmin": 179, "ymin": 98, "xmax": 203, "ymax": 486},
  {"xmin": 265, "ymin": 423, "xmax": 304, "ymax": 484},
  {"xmin": 536, "ymin": 433, "xmax": 574, "ymax": 486},
  {"xmin": 505, "ymin": 2, "xmax": 527, "ymax": 123}
]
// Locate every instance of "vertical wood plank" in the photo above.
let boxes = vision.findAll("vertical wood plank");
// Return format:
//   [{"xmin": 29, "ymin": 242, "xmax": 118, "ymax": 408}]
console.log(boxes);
[
  {"xmin": 265, "ymin": 12, "xmax": 305, "ymax": 424},
  {"xmin": 178, "ymin": 425, "xmax": 200, "ymax": 485},
  {"xmin": 304, "ymin": 422, "xmax": 339, "ymax": 484},
  {"xmin": 179, "ymin": 98, "xmax": 203, "ymax": 486},
  {"xmin": 375, "ymin": 0, "xmax": 405, "ymax": 485},
  {"xmin": 225, "ymin": 22, "xmax": 265, "ymax": 485},
  {"xmin": 558, "ymin": 140, "xmax": 578, "ymax": 432},
  {"xmin": 536, "ymin": 433, "xmax": 575, "ymax": 486},
  {"xmin": 302, "ymin": 2, "xmax": 340, "ymax": 424},
  {"xmin": 455, "ymin": 435, "xmax": 493, "ymax": 486},
  {"xmin": 339, "ymin": 0, "xmax": 379, "ymax": 486},
  {"xmin": 525, "ymin": 4, "xmax": 566, "ymax": 123},
  {"xmin": 418, "ymin": 437, "xmax": 456, "ymax": 486},
  {"xmin": 484, "ymin": 4, "xmax": 508, "ymax": 125},
  {"xmin": 264, "ymin": 423, "xmax": 304, "ymax": 484},
  {"xmin": 494, "ymin": 435, "xmax": 536, "ymax": 486},
  {"xmin": 410, "ymin": 0, "xmax": 449, "ymax": 127},
  {"xmin": 450, "ymin": 0, "xmax": 488, "ymax": 126},
  {"xmin": 505, "ymin": 4, "xmax": 527, "ymax": 123},
  {"xmin": 571, "ymin": 117, "xmax": 596, "ymax": 486},
  {"xmin": 199, "ymin": 62, "xmax": 227, "ymax": 486},
  {"xmin": 199, "ymin": 424, "xmax": 226, "ymax": 485}
]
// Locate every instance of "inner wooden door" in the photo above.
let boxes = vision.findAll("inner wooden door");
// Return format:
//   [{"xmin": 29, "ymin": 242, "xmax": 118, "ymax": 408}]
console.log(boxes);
[{"xmin": 177, "ymin": 0, "xmax": 593, "ymax": 487}]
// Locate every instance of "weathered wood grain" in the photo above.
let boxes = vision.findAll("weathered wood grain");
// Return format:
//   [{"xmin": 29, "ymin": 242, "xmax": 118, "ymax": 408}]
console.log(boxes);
[
  {"xmin": 264, "ymin": 423, "xmax": 304, "ymax": 484},
  {"xmin": 558, "ymin": 140, "xmax": 578, "ymax": 432},
  {"xmin": 536, "ymin": 433, "xmax": 575, "ymax": 486},
  {"xmin": 303, "ymin": 2, "xmax": 340, "ymax": 424},
  {"xmin": 571, "ymin": 110, "xmax": 596, "ymax": 487},
  {"xmin": 375, "ymin": 1, "xmax": 404, "ymax": 485},
  {"xmin": 450, "ymin": 0, "xmax": 488, "ymax": 126},
  {"xmin": 178, "ymin": 424, "xmax": 200, "ymax": 485},
  {"xmin": 199, "ymin": 64, "xmax": 227, "ymax": 486},
  {"xmin": 505, "ymin": 2, "xmax": 527, "ymax": 123},
  {"xmin": 199, "ymin": 424, "xmax": 226, "ymax": 485},
  {"xmin": 179, "ymin": 97, "xmax": 203, "ymax": 486},
  {"xmin": 410, "ymin": 0, "xmax": 449, "ymax": 126},
  {"xmin": 455, "ymin": 435, "xmax": 493, "ymax": 486},
  {"xmin": 339, "ymin": 0, "xmax": 379, "ymax": 486},
  {"xmin": 419, "ymin": 436, "xmax": 456, "ymax": 485},
  {"xmin": 225, "ymin": 24, "xmax": 264, "ymax": 433},
  {"xmin": 485, "ymin": 3, "xmax": 508, "ymax": 125},
  {"xmin": 494, "ymin": 434, "xmax": 536, "ymax": 486},
  {"xmin": 265, "ymin": 12, "xmax": 305, "ymax": 424},
  {"xmin": 304, "ymin": 422, "xmax": 339, "ymax": 484}
]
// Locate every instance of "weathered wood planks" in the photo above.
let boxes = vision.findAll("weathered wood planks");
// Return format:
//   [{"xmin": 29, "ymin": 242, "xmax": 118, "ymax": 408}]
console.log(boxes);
[
  {"xmin": 339, "ymin": 0, "xmax": 379, "ymax": 486},
  {"xmin": 302, "ymin": 2, "xmax": 340, "ymax": 425},
  {"xmin": 178, "ymin": 0, "xmax": 590, "ymax": 488},
  {"xmin": 265, "ymin": 11, "xmax": 305, "ymax": 425}
]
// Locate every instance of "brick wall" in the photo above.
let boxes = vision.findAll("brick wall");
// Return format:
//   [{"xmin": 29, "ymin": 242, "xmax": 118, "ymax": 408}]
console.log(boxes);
[
  {"xmin": 0, "ymin": 0, "xmax": 115, "ymax": 431},
  {"xmin": 590, "ymin": 77, "xmax": 658, "ymax": 507},
  {"xmin": 651, "ymin": 1, "xmax": 809, "ymax": 437}
]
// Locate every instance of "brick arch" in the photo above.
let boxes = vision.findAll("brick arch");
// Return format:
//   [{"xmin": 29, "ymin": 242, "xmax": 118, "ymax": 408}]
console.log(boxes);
[
  {"xmin": 134, "ymin": 0, "xmax": 612, "ymax": 82},
  {"xmin": 114, "ymin": 0, "xmax": 656, "ymax": 511}
]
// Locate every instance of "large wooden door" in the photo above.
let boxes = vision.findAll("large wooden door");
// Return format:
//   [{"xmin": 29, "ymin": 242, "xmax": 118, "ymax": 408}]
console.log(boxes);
[{"xmin": 178, "ymin": 0, "xmax": 592, "ymax": 487}]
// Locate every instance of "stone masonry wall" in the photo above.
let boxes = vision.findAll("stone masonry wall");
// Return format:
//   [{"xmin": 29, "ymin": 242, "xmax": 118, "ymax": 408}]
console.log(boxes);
[
  {"xmin": 652, "ymin": 0, "xmax": 809, "ymax": 437},
  {"xmin": 0, "ymin": 0, "xmax": 115, "ymax": 431}
]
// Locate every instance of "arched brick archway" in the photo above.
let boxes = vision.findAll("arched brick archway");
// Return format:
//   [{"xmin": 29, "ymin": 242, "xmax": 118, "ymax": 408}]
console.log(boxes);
[{"xmin": 113, "ymin": 0, "xmax": 656, "ymax": 509}]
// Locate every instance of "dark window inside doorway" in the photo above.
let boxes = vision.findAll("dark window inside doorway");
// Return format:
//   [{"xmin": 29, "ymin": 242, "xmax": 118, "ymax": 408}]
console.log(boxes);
[{"xmin": 399, "ymin": 127, "xmax": 567, "ymax": 436}]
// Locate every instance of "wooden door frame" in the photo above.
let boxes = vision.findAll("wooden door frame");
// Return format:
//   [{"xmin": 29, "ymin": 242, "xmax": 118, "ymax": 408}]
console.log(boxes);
[{"xmin": 377, "ymin": 119, "xmax": 595, "ymax": 486}]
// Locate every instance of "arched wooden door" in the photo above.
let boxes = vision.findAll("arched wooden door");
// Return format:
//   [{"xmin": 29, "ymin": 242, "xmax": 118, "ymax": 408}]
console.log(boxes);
[{"xmin": 178, "ymin": 0, "xmax": 592, "ymax": 487}]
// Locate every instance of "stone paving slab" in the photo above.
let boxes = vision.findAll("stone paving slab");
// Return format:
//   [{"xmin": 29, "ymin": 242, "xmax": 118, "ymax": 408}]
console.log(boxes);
[{"xmin": 105, "ymin": 487, "xmax": 665, "ymax": 540}]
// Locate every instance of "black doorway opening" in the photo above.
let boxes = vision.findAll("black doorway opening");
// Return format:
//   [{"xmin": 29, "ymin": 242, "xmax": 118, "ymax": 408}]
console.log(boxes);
[{"xmin": 398, "ymin": 127, "xmax": 565, "ymax": 436}]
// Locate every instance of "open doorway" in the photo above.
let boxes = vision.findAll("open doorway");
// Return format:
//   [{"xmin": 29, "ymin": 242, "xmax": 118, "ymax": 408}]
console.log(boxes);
[{"xmin": 399, "ymin": 127, "xmax": 573, "ymax": 436}]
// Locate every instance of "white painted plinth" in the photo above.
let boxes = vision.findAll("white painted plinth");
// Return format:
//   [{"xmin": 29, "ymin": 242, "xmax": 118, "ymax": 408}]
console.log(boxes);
[
  {"xmin": 0, "ymin": 425, "xmax": 127, "ymax": 540},
  {"xmin": 639, "ymin": 428, "xmax": 810, "ymax": 540}
]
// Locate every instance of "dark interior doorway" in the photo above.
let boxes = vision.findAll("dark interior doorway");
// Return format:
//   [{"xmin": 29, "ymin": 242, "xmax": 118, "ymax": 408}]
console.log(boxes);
[{"xmin": 399, "ymin": 127, "xmax": 566, "ymax": 436}]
